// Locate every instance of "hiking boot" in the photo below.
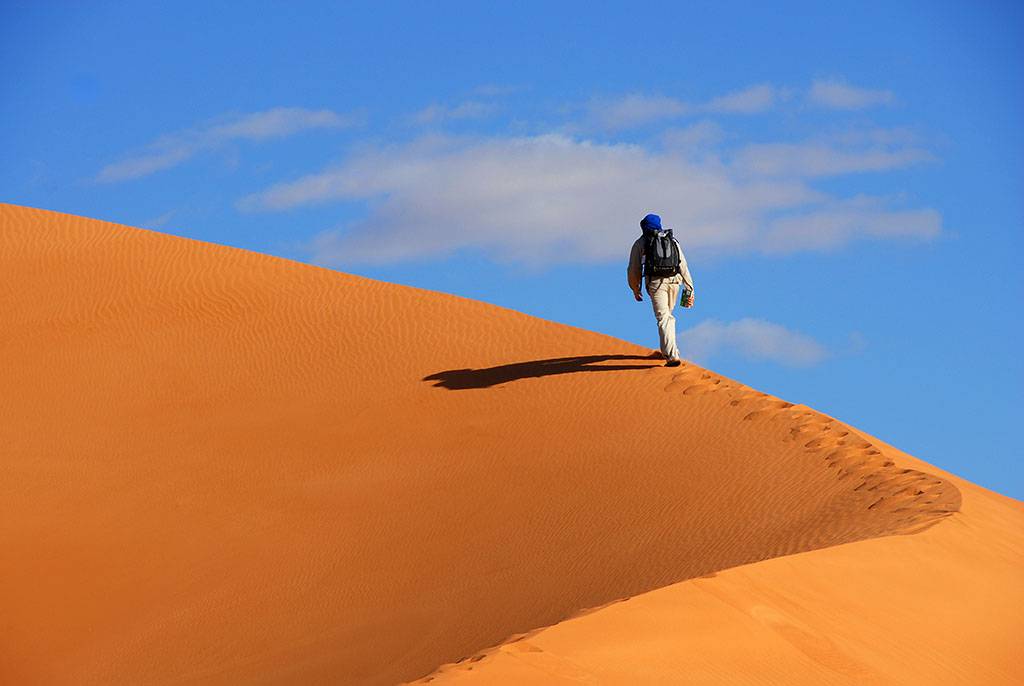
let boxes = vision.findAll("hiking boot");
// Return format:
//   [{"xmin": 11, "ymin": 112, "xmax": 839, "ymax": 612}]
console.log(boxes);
[{"xmin": 665, "ymin": 358, "xmax": 682, "ymax": 367}]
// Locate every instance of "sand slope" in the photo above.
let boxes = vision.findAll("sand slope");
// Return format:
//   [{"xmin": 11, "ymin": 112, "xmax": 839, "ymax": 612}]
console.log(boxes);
[
  {"xmin": 421, "ymin": 437, "xmax": 1023, "ymax": 685},
  {"xmin": 0, "ymin": 204, "xmax": 1015, "ymax": 685}
]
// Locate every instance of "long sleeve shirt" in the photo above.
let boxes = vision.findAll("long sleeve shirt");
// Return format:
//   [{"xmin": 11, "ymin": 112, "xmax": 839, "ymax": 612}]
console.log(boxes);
[{"xmin": 627, "ymin": 236, "xmax": 695, "ymax": 297}]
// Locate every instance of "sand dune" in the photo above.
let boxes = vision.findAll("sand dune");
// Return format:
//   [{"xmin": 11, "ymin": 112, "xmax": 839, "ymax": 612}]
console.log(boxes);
[
  {"xmin": 421, "ymin": 435, "xmax": 1023, "ymax": 684},
  {"xmin": 0, "ymin": 203, "xmax": 1017, "ymax": 685}
]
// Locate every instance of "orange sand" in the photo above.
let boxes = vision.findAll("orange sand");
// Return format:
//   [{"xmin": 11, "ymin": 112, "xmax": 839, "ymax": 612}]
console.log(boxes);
[
  {"xmin": 422, "ymin": 437, "xmax": 1023, "ymax": 685},
  {"xmin": 0, "ymin": 203, "xmax": 1019, "ymax": 685}
]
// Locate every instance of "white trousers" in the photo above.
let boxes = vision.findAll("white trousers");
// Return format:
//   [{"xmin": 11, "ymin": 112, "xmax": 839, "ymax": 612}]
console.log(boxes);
[{"xmin": 646, "ymin": 274, "xmax": 683, "ymax": 360}]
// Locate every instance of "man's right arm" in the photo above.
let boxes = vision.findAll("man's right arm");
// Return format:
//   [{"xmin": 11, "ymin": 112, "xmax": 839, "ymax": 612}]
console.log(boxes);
[{"xmin": 627, "ymin": 239, "xmax": 643, "ymax": 300}]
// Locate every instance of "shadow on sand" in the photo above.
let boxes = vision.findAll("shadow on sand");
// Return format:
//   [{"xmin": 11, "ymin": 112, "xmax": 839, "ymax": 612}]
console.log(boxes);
[{"xmin": 423, "ymin": 353, "xmax": 661, "ymax": 390}]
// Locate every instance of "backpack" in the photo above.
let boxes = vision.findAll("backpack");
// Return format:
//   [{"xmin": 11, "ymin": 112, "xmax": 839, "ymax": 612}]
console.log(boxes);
[{"xmin": 641, "ymin": 227, "xmax": 681, "ymax": 279}]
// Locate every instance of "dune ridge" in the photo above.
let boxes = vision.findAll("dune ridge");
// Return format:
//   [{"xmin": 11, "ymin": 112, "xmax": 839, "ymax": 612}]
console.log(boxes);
[
  {"xmin": 0, "ymin": 203, "xmax": 985, "ymax": 685},
  {"xmin": 421, "ymin": 431, "xmax": 1022, "ymax": 684}
]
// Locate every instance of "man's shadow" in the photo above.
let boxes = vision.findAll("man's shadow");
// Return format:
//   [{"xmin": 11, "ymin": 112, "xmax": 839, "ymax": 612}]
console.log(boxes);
[{"xmin": 423, "ymin": 354, "xmax": 660, "ymax": 390}]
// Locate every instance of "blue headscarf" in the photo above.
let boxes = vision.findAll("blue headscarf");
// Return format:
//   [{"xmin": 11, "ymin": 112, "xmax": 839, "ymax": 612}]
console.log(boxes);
[{"xmin": 640, "ymin": 213, "xmax": 662, "ymax": 232}]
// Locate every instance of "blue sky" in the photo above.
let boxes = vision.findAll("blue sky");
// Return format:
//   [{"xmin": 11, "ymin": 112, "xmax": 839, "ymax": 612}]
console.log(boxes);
[{"xmin": 3, "ymin": 1, "xmax": 1022, "ymax": 497}]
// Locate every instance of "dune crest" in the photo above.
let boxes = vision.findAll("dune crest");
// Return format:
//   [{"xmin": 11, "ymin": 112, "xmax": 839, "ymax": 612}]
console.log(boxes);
[
  {"xmin": 420, "ymin": 432, "xmax": 1022, "ymax": 685},
  {"xmin": 0, "ymin": 204, "xmax": 988, "ymax": 686}
]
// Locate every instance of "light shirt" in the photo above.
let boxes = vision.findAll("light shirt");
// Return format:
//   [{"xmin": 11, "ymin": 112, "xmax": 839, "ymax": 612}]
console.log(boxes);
[{"xmin": 627, "ymin": 236, "xmax": 695, "ymax": 297}]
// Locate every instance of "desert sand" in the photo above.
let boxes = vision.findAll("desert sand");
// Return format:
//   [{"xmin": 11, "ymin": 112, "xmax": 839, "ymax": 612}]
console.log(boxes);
[{"xmin": 1, "ymin": 203, "xmax": 1020, "ymax": 685}]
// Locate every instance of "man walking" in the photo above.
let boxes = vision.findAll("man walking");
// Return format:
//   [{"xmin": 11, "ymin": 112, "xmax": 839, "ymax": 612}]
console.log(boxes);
[{"xmin": 627, "ymin": 213, "xmax": 695, "ymax": 367}]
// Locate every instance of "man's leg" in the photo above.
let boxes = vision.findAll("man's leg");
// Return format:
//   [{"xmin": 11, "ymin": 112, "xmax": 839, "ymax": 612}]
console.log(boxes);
[
  {"xmin": 648, "ymin": 278, "xmax": 681, "ymax": 361},
  {"xmin": 663, "ymin": 278, "xmax": 681, "ymax": 360}
]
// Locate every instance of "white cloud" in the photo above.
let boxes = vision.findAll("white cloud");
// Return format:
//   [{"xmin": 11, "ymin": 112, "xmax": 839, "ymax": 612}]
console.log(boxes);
[
  {"xmin": 97, "ymin": 107, "xmax": 357, "ymax": 183},
  {"xmin": 827, "ymin": 127, "xmax": 920, "ymax": 146},
  {"xmin": 587, "ymin": 94, "xmax": 690, "ymax": 130},
  {"xmin": 140, "ymin": 210, "xmax": 177, "ymax": 230},
  {"xmin": 410, "ymin": 101, "xmax": 497, "ymax": 125},
  {"xmin": 679, "ymin": 318, "xmax": 828, "ymax": 367},
  {"xmin": 587, "ymin": 84, "xmax": 783, "ymax": 131},
  {"xmin": 99, "ymin": 147, "xmax": 194, "ymax": 183},
  {"xmin": 205, "ymin": 108, "xmax": 350, "ymax": 139},
  {"xmin": 473, "ymin": 84, "xmax": 520, "ymax": 97},
  {"xmin": 239, "ymin": 133, "xmax": 941, "ymax": 266},
  {"xmin": 661, "ymin": 120, "xmax": 725, "ymax": 152},
  {"xmin": 808, "ymin": 79, "xmax": 894, "ymax": 110},
  {"xmin": 589, "ymin": 80, "xmax": 895, "ymax": 129},
  {"xmin": 733, "ymin": 140, "xmax": 933, "ymax": 177},
  {"xmin": 760, "ymin": 195, "xmax": 941, "ymax": 252},
  {"xmin": 703, "ymin": 83, "xmax": 780, "ymax": 113}
]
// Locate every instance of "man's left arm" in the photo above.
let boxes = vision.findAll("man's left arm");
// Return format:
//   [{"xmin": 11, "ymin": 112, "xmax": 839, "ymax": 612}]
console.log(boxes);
[{"xmin": 678, "ymin": 244, "xmax": 695, "ymax": 307}]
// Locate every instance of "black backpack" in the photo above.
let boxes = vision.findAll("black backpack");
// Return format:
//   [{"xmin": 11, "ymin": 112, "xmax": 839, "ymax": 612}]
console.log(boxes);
[{"xmin": 642, "ymin": 227, "xmax": 681, "ymax": 279}]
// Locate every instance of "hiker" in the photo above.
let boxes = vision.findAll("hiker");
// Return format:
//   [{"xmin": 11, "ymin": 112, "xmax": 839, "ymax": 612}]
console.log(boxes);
[{"xmin": 627, "ymin": 213, "xmax": 695, "ymax": 367}]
